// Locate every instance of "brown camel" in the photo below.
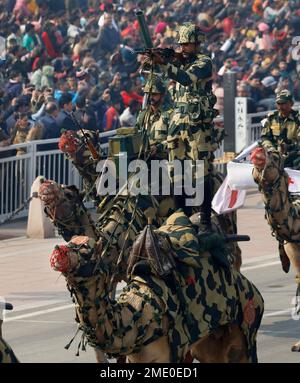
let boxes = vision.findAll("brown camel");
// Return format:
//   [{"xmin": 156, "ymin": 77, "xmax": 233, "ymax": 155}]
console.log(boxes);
[
  {"xmin": 251, "ymin": 147, "xmax": 300, "ymax": 351},
  {"xmin": 49, "ymin": 212, "xmax": 264, "ymax": 363}
]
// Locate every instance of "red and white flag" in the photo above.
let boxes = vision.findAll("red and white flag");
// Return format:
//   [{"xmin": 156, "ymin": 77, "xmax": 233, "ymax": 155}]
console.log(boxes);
[
  {"xmin": 285, "ymin": 168, "xmax": 300, "ymax": 193},
  {"xmin": 212, "ymin": 175, "xmax": 247, "ymax": 215},
  {"xmin": 213, "ymin": 164, "xmax": 300, "ymax": 215}
]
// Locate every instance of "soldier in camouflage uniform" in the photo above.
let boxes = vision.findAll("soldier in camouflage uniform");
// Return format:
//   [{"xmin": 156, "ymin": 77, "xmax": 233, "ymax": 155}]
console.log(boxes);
[
  {"xmin": 261, "ymin": 89, "xmax": 300, "ymax": 169},
  {"xmin": 136, "ymin": 74, "xmax": 173, "ymax": 161},
  {"xmin": 149, "ymin": 23, "xmax": 223, "ymax": 231}
]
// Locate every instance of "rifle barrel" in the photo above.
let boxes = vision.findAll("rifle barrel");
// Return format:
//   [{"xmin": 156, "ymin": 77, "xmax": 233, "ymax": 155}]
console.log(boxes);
[{"xmin": 135, "ymin": 9, "xmax": 153, "ymax": 49}]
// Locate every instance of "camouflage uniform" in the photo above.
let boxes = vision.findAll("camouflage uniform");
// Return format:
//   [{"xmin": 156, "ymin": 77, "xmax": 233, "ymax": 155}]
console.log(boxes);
[
  {"xmin": 261, "ymin": 90, "xmax": 300, "ymax": 169},
  {"xmin": 134, "ymin": 75, "xmax": 175, "ymax": 218},
  {"xmin": 158, "ymin": 23, "xmax": 221, "ymax": 226},
  {"xmin": 136, "ymin": 75, "xmax": 173, "ymax": 161},
  {"xmin": 0, "ymin": 338, "xmax": 19, "ymax": 363}
]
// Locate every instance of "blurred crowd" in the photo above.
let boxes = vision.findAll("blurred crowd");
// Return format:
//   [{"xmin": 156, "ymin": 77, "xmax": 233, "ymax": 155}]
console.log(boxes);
[{"xmin": 0, "ymin": 0, "xmax": 299, "ymax": 151}]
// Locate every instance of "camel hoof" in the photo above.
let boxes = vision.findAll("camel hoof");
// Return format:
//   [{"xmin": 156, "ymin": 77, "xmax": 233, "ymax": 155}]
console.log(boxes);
[{"xmin": 291, "ymin": 344, "xmax": 300, "ymax": 352}]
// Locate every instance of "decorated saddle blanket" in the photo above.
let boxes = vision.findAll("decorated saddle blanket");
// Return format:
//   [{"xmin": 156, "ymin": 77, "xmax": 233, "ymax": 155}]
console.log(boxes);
[{"xmin": 131, "ymin": 211, "xmax": 264, "ymax": 362}]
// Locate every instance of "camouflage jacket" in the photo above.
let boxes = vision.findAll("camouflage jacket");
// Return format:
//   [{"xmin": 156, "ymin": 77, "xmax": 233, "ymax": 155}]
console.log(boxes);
[
  {"xmin": 261, "ymin": 110, "xmax": 300, "ymax": 153},
  {"xmin": 161, "ymin": 53, "xmax": 217, "ymax": 122},
  {"xmin": 136, "ymin": 106, "xmax": 173, "ymax": 160}
]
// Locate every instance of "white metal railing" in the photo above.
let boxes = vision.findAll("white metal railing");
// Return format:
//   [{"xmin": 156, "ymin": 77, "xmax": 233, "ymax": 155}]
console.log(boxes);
[{"xmin": 0, "ymin": 130, "xmax": 117, "ymax": 222}]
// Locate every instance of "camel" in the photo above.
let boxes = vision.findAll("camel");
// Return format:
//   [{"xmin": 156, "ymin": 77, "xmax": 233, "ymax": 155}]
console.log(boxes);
[
  {"xmin": 43, "ymin": 129, "xmax": 242, "ymax": 272},
  {"xmin": 251, "ymin": 147, "xmax": 300, "ymax": 351},
  {"xmin": 49, "ymin": 211, "xmax": 264, "ymax": 363},
  {"xmin": 0, "ymin": 302, "xmax": 19, "ymax": 363},
  {"xmin": 38, "ymin": 131, "xmax": 244, "ymax": 362}
]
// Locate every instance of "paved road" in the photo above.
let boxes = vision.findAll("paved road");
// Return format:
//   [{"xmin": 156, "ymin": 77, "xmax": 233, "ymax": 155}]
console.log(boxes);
[{"xmin": 1, "ymin": 192, "xmax": 300, "ymax": 363}]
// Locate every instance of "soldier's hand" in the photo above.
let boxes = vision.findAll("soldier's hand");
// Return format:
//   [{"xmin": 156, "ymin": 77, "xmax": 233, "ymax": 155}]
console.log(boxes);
[
  {"xmin": 279, "ymin": 142, "xmax": 289, "ymax": 155},
  {"xmin": 145, "ymin": 50, "xmax": 166, "ymax": 65}
]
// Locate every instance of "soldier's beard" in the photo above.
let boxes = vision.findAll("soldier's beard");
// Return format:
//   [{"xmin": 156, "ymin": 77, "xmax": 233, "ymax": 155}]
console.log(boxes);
[{"xmin": 150, "ymin": 99, "xmax": 161, "ymax": 108}]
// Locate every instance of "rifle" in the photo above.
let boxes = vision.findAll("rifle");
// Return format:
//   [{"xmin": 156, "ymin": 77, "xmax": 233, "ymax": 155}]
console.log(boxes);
[
  {"xmin": 70, "ymin": 112, "xmax": 99, "ymax": 160},
  {"xmin": 134, "ymin": 10, "xmax": 184, "ymax": 64},
  {"xmin": 135, "ymin": 9, "xmax": 153, "ymax": 49},
  {"xmin": 134, "ymin": 47, "xmax": 185, "ymax": 63}
]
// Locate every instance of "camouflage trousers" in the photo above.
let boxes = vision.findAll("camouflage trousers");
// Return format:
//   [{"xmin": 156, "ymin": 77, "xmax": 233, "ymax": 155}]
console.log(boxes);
[
  {"xmin": 167, "ymin": 112, "xmax": 216, "ymax": 176},
  {"xmin": 167, "ymin": 112, "xmax": 216, "ymax": 217}
]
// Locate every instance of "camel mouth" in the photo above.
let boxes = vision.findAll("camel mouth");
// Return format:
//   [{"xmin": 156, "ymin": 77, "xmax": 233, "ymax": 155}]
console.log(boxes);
[
  {"xmin": 50, "ymin": 245, "xmax": 71, "ymax": 273},
  {"xmin": 39, "ymin": 180, "xmax": 61, "ymax": 205},
  {"xmin": 250, "ymin": 147, "xmax": 266, "ymax": 169}
]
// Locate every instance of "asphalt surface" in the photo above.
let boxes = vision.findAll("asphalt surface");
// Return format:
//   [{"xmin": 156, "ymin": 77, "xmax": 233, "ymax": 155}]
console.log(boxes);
[{"xmin": 1, "ymin": 193, "xmax": 300, "ymax": 363}]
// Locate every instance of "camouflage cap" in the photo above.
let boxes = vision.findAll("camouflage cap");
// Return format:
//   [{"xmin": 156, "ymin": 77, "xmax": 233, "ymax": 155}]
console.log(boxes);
[
  {"xmin": 144, "ymin": 75, "xmax": 166, "ymax": 94},
  {"xmin": 276, "ymin": 89, "xmax": 293, "ymax": 104},
  {"xmin": 177, "ymin": 23, "xmax": 206, "ymax": 44}
]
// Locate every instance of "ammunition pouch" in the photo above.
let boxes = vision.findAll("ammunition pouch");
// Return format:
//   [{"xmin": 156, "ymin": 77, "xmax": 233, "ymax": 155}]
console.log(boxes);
[{"xmin": 175, "ymin": 95, "xmax": 218, "ymax": 122}]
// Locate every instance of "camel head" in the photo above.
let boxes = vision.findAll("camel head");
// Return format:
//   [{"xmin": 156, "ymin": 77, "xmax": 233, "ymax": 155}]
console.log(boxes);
[
  {"xmin": 39, "ymin": 180, "xmax": 64, "ymax": 209},
  {"xmin": 251, "ymin": 147, "xmax": 285, "ymax": 186},
  {"xmin": 50, "ymin": 236, "xmax": 102, "ymax": 276},
  {"xmin": 58, "ymin": 130, "xmax": 100, "ymax": 165}
]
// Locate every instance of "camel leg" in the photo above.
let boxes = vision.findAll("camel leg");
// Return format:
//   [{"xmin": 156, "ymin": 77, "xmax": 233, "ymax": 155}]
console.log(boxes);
[
  {"xmin": 283, "ymin": 243, "xmax": 300, "ymax": 274},
  {"xmin": 94, "ymin": 349, "xmax": 109, "ymax": 363},
  {"xmin": 284, "ymin": 243, "xmax": 300, "ymax": 351},
  {"xmin": 292, "ymin": 340, "xmax": 300, "ymax": 352},
  {"xmin": 127, "ymin": 336, "xmax": 171, "ymax": 363},
  {"xmin": 190, "ymin": 324, "xmax": 248, "ymax": 363}
]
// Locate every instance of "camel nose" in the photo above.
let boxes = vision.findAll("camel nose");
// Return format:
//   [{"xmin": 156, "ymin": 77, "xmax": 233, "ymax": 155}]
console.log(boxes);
[{"xmin": 250, "ymin": 147, "xmax": 266, "ymax": 168}]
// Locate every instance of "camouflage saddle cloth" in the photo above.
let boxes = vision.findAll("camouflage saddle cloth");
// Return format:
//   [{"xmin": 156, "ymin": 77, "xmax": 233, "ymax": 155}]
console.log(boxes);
[{"xmin": 129, "ymin": 211, "xmax": 264, "ymax": 362}]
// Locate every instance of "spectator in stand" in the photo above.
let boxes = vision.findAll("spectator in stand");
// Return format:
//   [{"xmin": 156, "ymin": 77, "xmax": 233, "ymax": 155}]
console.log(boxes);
[
  {"xmin": 41, "ymin": 21, "xmax": 62, "ymax": 59},
  {"xmin": 22, "ymin": 23, "xmax": 41, "ymax": 52},
  {"xmin": 67, "ymin": 13, "xmax": 84, "ymax": 43},
  {"xmin": 237, "ymin": 82, "xmax": 257, "ymax": 113},
  {"xmin": 12, "ymin": 112, "xmax": 32, "ymax": 155},
  {"xmin": 56, "ymin": 92, "xmax": 77, "ymax": 132},
  {"xmin": 13, "ymin": 0, "xmax": 31, "ymax": 19},
  {"xmin": 98, "ymin": 12, "xmax": 121, "ymax": 57},
  {"xmin": 258, "ymin": 76, "xmax": 277, "ymax": 110},
  {"xmin": 4, "ymin": 71, "xmax": 23, "ymax": 102},
  {"xmin": 120, "ymin": 99, "xmax": 140, "ymax": 127},
  {"xmin": 120, "ymin": 80, "xmax": 143, "ymax": 109},
  {"xmin": 103, "ymin": 100, "xmax": 121, "ymax": 132},
  {"xmin": 74, "ymin": 94, "xmax": 97, "ymax": 131},
  {"xmin": 38, "ymin": 101, "xmax": 60, "ymax": 139}
]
